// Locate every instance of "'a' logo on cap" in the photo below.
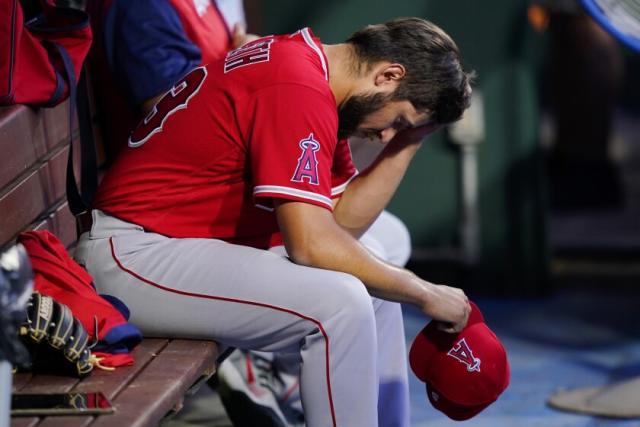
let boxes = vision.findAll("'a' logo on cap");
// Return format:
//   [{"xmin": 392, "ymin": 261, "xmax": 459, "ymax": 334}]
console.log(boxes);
[{"xmin": 447, "ymin": 338, "xmax": 481, "ymax": 372}]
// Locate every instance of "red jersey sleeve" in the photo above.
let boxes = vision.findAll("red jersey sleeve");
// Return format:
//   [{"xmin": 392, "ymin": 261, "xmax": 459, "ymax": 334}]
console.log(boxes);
[{"xmin": 250, "ymin": 84, "xmax": 339, "ymax": 210}]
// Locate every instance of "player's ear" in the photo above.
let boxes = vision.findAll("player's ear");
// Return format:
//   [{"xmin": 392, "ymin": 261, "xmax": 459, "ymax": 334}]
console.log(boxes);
[{"xmin": 374, "ymin": 63, "xmax": 406, "ymax": 87}]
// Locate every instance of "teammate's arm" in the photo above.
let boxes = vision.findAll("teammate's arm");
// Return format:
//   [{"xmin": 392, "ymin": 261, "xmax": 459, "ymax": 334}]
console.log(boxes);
[
  {"xmin": 333, "ymin": 123, "xmax": 440, "ymax": 238},
  {"xmin": 231, "ymin": 23, "xmax": 260, "ymax": 48},
  {"xmin": 275, "ymin": 199, "xmax": 470, "ymax": 332},
  {"xmin": 109, "ymin": 0, "xmax": 201, "ymax": 115},
  {"xmin": 140, "ymin": 23, "xmax": 261, "ymax": 114}
]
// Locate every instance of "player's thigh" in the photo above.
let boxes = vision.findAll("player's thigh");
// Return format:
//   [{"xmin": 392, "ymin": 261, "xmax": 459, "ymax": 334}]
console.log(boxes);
[{"xmin": 78, "ymin": 224, "xmax": 374, "ymax": 351}]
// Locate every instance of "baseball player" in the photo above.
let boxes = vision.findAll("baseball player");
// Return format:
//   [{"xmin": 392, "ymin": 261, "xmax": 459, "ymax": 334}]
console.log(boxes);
[
  {"xmin": 88, "ymin": 2, "xmax": 414, "ymax": 423},
  {"xmin": 75, "ymin": 18, "xmax": 472, "ymax": 427}
]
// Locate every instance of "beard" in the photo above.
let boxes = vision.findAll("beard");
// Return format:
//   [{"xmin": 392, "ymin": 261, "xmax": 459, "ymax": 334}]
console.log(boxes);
[{"xmin": 337, "ymin": 92, "xmax": 390, "ymax": 140}]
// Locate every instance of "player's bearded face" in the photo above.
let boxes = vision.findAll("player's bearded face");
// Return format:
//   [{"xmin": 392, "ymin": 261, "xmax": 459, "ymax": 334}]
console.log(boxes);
[{"xmin": 337, "ymin": 92, "xmax": 391, "ymax": 140}]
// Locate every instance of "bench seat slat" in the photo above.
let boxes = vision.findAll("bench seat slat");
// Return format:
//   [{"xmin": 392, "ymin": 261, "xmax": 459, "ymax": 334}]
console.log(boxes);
[
  {"xmin": 10, "ymin": 339, "xmax": 216, "ymax": 427},
  {"xmin": 9, "ymin": 417, "xmax": 41, "ymax": 427},
  {"xmin": 89, "ymin": 339, "xmax": 217, "ymax": 427},
  {"xmin": 29, "ymin": 415, "xmax": 93, "ymax": 427},
  {"xmin": 75, "ymin": 339, "xmax": 169, "ymax": 399},
  {"xmin": 33, "ymin": 339, "xmax": 169, "ymax": 427},
  {"xmin": 10, "ymin": 373, "xmax": 77, "ymax": 427},
  {"xmin": 10, "ymin": 374, "xmax": 36, "ymax": 427},
  {"xmin": 12, "ymin": 373, "xmax": 32, "ymax": 392},
  {"xmin": 19, "ymin": 374, "xmax": 79, "ymax": 394}
]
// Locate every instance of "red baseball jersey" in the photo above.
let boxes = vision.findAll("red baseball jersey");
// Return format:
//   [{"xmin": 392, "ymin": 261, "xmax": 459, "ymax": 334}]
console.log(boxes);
[{"xmin": 93, "ymin": 28, "xmax": 357, "ymax": 249}]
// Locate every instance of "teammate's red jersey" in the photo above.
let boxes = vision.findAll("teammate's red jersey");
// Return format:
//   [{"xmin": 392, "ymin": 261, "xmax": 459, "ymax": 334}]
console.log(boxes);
[{"xmin": 93, "ymin": 28, "xmax": 357, "ymax": 249}]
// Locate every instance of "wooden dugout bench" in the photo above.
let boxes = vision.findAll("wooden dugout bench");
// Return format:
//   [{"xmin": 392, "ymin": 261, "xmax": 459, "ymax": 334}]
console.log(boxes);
[{"xmin": 1, "ymin": 102, "xmax": 219, "ymax": 426}]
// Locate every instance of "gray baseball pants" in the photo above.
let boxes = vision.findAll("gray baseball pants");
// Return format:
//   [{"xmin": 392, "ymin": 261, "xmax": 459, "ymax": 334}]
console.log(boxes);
[{"xmin": 74, "ymin": 209, "xmax": 411, "ymax": 427}]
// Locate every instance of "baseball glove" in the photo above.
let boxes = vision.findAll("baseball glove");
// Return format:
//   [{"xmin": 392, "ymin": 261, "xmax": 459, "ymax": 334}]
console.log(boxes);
[{"xmin": 19, "ymin": 292, "xmax": 94, "ymax": 377}]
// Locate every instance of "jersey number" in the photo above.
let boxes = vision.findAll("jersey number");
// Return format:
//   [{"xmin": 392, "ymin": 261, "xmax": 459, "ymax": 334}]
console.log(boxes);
[{"xmin": 129, "ymin": 67, "xmax": 208, "ymax": 147}]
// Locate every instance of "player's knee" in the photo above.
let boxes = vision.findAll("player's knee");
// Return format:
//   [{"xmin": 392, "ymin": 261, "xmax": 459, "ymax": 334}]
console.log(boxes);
[{"xmin": 331, "ymin": 273, "xmax": 376, "ymax": 330}]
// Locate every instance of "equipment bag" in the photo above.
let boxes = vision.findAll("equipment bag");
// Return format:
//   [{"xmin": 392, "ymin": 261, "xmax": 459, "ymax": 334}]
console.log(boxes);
[
  {"xmin": 1, "ymin": 0, "xmax": 97, "ymax": 216},
  {"xmin": 0, "ymin": 0, "xmax": 92, "ymax": 105}
]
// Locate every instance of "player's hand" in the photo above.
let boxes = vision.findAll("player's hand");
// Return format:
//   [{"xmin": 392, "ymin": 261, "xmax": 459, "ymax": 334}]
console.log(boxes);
[
  {"xmin": 232, "ymin": 23, "xmax": 260, "ymax": 48},
  {"xmin": 390, "ymin": 121, "xmax": 442, "ymax": 147},
  {"xmin": 420, "ymin": 281, "xmax": 470, "ymax": 333}
]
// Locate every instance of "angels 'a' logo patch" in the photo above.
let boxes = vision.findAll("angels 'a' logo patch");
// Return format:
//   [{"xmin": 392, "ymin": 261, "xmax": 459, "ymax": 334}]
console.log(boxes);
[
  {"xmin": 291, "ymin": 133, "xmax": 320, "ymax": 185},
  {"xmin": 447, "ymin": 338, "xmax": 481, "ymax": 372}
]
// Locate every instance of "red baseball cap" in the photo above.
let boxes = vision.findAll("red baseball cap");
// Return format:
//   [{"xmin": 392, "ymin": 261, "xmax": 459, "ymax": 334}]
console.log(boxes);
[{"xmin": 409, "ymin": 301, "xmax": 510, "ymax": 421}]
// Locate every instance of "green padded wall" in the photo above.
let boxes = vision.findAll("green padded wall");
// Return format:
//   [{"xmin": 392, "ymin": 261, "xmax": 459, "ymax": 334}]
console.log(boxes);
[{"xmin": 258, "ymin": 0, "xmax": 550, "ymax": 294}]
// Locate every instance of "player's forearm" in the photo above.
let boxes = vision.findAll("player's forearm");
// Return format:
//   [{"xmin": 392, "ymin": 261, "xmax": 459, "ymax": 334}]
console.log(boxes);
[
  {"xmin": 277, "ymin": 200, "xmax": 430, "ymax": 307},
  {"xmin": 292, "ymin": 230, "xmax": 470, "ymax": 332},
  {"xmin": 333, "ymin": 140, "xmax": 421, "ymax": 237},
  {"xmin": 277, "ymin": 200, "xmax": 470, "ymax": 331},
  {"xmin": 311, "ymin": 234, "xmax": 430, "ymax": 305}
]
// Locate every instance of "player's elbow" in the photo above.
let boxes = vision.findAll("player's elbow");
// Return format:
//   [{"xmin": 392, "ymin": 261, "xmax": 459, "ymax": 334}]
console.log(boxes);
[
  {"xmin": 274, "ymin": 199, "xmax": 341, "ymax": 267},
  {"xmin": 283, "ymin": 230, "xmax": 338, "ymax": 268},
  {"xmin": 284, "ymin": 240, "xmax": 318, "ymax": 267}
]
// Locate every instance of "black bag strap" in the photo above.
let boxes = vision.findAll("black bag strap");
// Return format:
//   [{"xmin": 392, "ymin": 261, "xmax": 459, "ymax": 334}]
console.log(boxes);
[
  {"xmin": 47, "ymin": 42, "xmax": 97, "ymax": 217},
  {"xmin": 76, "ymin": 69, "xmax": 98, "ymax": 208}
]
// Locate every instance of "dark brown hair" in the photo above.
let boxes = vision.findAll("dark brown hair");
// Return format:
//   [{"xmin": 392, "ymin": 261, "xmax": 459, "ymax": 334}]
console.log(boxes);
[{"xmin": 347, "ymin": 17, "xmax": 473, "ymax": 124}]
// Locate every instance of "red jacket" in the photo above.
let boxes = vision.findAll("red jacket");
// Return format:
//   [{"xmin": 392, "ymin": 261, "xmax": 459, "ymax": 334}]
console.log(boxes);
[{"xmin": 18, "ymin": 230, "xmax": 141, "ymax": 365}]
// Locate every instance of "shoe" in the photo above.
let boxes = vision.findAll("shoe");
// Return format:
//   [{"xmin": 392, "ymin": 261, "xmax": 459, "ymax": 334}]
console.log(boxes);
[
  {"xmin": 217, "ymin": 350, "xmax": 304, "ymax": 427},
  {"xmin": 275, "ymin": 361, "xmax": 304, "ymax": 427}
]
